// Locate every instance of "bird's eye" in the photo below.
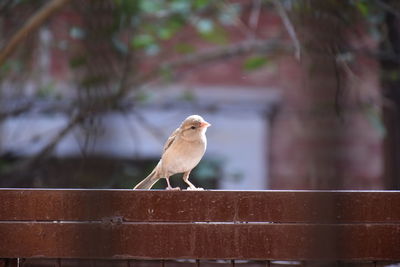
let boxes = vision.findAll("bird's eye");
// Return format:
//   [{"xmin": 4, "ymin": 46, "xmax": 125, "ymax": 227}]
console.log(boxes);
[{"xmin": 191, "ymin": 126, "xmax": 196, "ymax": 130}]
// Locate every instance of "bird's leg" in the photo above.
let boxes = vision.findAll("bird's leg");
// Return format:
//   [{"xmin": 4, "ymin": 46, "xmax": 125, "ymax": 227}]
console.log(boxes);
[
  {"xmin": 183, "ymin": 171, "xmax": 204, "ymax": 190},
  {"xmin": 165, "ymin": 176, "xmax": 180, "ymax": 190}
]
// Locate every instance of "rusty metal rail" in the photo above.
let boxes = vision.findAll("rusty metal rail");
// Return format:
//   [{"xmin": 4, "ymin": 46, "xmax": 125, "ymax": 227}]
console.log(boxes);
[{"xmin": 0, "ymin": 189, "xmax": 400, "ymax": 266}]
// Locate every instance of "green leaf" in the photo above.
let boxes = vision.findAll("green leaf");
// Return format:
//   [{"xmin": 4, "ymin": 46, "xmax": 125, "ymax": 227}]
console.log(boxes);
[
  {"xmin": 355, "ymin": 1, "xmax": 369, "ymax": 17},
  {"xmin": 139, "ymin": 0, "xmax": 163, "ymax": 13},
  {"xmin": 199, "ymin": 25, "xmax": 228, "ymax": 44},
  {"xmin": 169, "ymin": 14, "xmax": 186, "ymax": 28},
  {"xmin": 194, "ymin": 0, "xmax": 211, "ymax": 9},
  {"xmin": 157, "ymin": 17, "xmax": 186, "ymax": 40},
  {"xmin": 158, "ymin": 27, "xmax": 174, "ymax": 40},
  {"xmin": 132, "ymin": 34, "xmax": 155, "ymax": 49},
  {"xmin": 114, "ymin": 0, "xmax": 139, "ymax": 27},
  {"xmin": 174, "ymin": 43, "xmax": 196, "ymax": 54},
  {"xmin": 243, "ymin": 56, "xmax": 268, "ymax": 71},
  {"xmin": 69, "ymin": 56, "xmax": 87, "ymax": 69}
]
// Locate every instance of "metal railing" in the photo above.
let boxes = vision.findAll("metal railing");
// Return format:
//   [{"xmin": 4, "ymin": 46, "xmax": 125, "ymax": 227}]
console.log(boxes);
[{"xmin": 0, "ymin": 189, "xmax": 400, "ymax": 266}]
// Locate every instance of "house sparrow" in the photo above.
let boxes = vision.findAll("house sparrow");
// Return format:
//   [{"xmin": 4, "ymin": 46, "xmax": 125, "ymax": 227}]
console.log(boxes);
[{"xmin": 133, "ymin": 115, "xmax": 211, "ymax": 190}]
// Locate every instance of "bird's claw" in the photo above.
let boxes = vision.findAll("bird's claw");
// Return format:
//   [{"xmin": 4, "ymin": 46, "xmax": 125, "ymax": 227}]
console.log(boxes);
[
  {"xmin": 166, "ymin": 186, "xmax": 181, "ymax": 191},
  {"xmin": 187, "ymin": 187, "xmax": 204, "ymax": 191}
]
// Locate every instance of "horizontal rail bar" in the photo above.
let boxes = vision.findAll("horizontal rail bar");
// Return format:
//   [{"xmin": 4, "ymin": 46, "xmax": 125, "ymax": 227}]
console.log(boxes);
[
  {"xmin": 1, "ymin": 222, "xmax": 399, "ymax": 260},
  {"xmin": 1, "ymin": 190, "xmax": 400, "ymax": 223}
]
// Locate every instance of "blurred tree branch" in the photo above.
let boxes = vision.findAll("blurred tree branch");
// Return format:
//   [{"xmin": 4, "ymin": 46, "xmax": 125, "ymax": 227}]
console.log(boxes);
[
  {"xmin": 136, "ymin": 39, "xmax": 290, "ymax": 86},
  {"xmin": 0, "ymin": 102, "xmax": 33, "ymax": 121},
  {"xmin": 1, "ymin": 37, "xmax": 288, "ymax": 176},
  {"xmin": 271, "ymin": 0, "xmax": 301, "ymax": 60},
  {"xmin": 163, "ymin": 39, "xmax": 287, "ymax": 68},
  {"xmin": 0, "ymin": 0, "xmax": 71, "ymax": 66},
  {"xmin": 29, "ymin": 112, "xmax": 84, "ymax": 166}
]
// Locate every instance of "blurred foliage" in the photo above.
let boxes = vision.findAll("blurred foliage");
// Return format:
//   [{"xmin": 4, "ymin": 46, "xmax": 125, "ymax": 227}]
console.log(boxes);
[
  {"xmin": 0, "ymin": 0, "xmax": 399, "ymax": 188},
  {"xmin": 1, "ymin": 0, "xmax": 397, "ymax": 92},
  {"xmin": 243, "ymin": 56, "xmax": 269, "ymax": 71},
  {"xmin": 0, "ymin": 0, "xmax": 245, "ymax": 97}
]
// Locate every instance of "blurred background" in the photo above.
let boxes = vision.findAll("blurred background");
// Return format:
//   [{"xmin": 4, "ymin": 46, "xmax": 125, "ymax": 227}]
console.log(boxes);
[{"xmin": 0, "ymin": 0, "xmax": 399, "ymax": 190}]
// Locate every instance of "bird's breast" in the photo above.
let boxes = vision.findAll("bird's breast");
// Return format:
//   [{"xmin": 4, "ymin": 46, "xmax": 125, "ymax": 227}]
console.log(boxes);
[{"xmin": 161, "ymin": 137, "xmax": 206, "ymax": 175}]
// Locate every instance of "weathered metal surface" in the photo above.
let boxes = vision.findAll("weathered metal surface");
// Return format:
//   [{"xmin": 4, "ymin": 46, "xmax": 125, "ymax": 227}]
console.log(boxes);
[
  {"xmin": 4, "ymin": 259, "xmax": 339, "ymax": 267},
  {"xmin": 0, "ymin": 222, "xmax": 399, "ymax": 260},
  {"xmin": 2, "ymin": 259, "xmax": 395, "ymax": 267},
  {"xmin": 1, "ymin": 190, "xmax": 400, "ymax": 262},
  {"xmin": 0, "ymin": 190, "xmax": 400, "ymax": 223}
]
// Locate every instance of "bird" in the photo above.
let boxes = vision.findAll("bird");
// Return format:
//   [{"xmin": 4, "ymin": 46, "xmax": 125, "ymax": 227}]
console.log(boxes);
[{"xmin": 133, "ymin": 115, "xmax": 211, "ymax": 190}]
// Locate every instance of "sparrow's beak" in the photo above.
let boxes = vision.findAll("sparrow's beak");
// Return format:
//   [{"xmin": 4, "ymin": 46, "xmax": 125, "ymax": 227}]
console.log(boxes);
[{"xmin": 200, "ymin": 121, "xmax": 211, "ymax": 128}]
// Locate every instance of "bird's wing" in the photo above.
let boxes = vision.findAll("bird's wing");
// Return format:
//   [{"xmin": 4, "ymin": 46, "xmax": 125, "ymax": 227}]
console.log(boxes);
[{"xmin": 163, "ymin": 128, "xmax": 180, "ymax": 153}]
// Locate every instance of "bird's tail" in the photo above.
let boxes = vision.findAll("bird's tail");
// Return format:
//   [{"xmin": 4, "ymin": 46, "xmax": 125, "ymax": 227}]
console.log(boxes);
[{"xmin": 133, "ymin": 167, "xmax": 160, "ymax": 190}]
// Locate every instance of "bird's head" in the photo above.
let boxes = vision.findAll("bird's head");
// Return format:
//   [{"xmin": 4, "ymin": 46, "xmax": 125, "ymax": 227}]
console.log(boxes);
[{"xmin": 180, "ymin": 115, "xmax": 211, "ymax": 141}]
